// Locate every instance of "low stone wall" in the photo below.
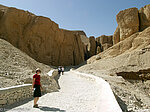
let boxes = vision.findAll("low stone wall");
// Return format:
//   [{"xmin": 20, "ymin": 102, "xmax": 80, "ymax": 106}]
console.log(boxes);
[{"xmin": 0, "ymin": 84, "xmax": 32, "ymax": 107}]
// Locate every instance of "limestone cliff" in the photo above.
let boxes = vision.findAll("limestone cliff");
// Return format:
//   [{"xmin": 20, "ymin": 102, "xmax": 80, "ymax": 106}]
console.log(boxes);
[
  {"xmin": 113, "ymin": 4, "xmax": 150, "ymax": 44},
  {"xmin": 0, "ymin": 5, "xmax": 85, "ymax": 66},
  {"xmin": 96, "ymin": 35, "xmax": 113, "ymax": 52}
]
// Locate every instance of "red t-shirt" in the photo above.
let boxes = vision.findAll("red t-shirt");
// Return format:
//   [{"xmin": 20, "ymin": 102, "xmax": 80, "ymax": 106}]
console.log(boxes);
[{"xmin": 33, "ymin": 74, "xmax": 40, "ymax": 85}]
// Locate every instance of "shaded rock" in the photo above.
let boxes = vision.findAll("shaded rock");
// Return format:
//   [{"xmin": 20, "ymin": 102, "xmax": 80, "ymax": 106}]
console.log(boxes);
[
  {"xmin": 102, "ymin": 43, "xmax": 113, "ymax": 51},
  {"xmin": 61, "ymin": 30, "xmax": 85, "ymax": 66},
  {"xmin": 72, "ymin": 30, "xmax": 87, "ymax": 37},
  {"xmin": 139, "ymin": 4, "xmax": 150, "ymax": 31},
  {"xmin": 100, "ymin": 35, "xmax": 113, "ymax": 45},
  {"xmin": 72, "ymin": 30, "xmax": 89, "ymax": 60},
  {"xmin": 116, "ymin": 8, "xmax": 139, "ymax": 40},
  {"xmin": 113, "ymin": 26, "xmax": 120, "ymax": 44},
  {"xmin": 88, "ymin": 36, "xmax": 96, "ymax": 57},
  {"xmin": 96, "ymin": 46, "xmax": 101, "ymax": 54},
  {"xmin": 96, "ymin": 35, "xmax": 113, "ymax": 51}
]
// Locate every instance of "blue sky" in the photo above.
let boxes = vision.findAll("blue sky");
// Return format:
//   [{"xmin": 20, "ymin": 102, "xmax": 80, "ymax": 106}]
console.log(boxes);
[{"xmin": 0, "ymin": 0, "xmax": 149, "ymax": 37}]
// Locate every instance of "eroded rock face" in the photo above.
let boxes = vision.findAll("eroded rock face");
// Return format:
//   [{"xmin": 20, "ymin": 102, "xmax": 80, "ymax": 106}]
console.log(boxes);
[
  {"xmin": 60, "ymin": 30, "xmax": 85, "ymax": 66},
  {"xmin": 139, "ymin": 4, "xmax": 150, "ymax": 31},
  {"xmin": 96, "ymin": 35, "xmax": 113, "ymax": 52},
  {"xmin": 88, "ymin": 36, "xmax": 96, "ymax": 57},
  {"xmin": 116, "ymin": 8, "xmax": 139, "ymax": 41},
  {"xmin": 96, "ymin": 46, "xmax": 101, "ymax": 54},
  {"xmin": 88, "ymin": 26, "xmax": 150, "ymax": 64},
  {"xmin": 0, "ymin": 5, "xmax": 85, "ymax": 66},
  {"xmin": 113, "ymin": 26, "xmax": 120, "ymax": 44},
  {"xmin": 72, "ymin": 30, "xmax": 89, "ymax": 60}
]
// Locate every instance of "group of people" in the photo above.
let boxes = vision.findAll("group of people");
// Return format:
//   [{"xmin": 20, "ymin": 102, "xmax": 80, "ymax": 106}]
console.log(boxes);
[
  {"xmin": 58, "ymin": 66, "xmax": 64, "ymax": 75},
  {"xmin": 32, "ymin": 66, "xmax": 65, "ymax": 108}
]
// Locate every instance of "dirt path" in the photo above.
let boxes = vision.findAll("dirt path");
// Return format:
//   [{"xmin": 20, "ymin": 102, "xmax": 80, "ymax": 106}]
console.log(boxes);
[{"xmin": 6, "ymin": 71, "xmax": 121, "ymax": 112}]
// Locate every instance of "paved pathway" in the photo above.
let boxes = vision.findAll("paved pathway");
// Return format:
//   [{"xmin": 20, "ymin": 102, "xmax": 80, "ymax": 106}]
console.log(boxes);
[{"xmin": 6, "ymin": 71, "xmax": 121, "ymax": 112}]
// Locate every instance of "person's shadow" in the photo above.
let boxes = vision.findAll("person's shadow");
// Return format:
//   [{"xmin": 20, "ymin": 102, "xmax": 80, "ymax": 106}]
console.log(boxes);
[{"xmin": 39, "ymin": 106, "xmax": 66, "ymax": 112}]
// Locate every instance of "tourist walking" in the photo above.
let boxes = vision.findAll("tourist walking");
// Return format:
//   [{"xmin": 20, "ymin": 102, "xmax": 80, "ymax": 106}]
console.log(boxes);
[
  {"xmin": 61, "ymin": 66, "xmax": 64, "ymax": 75},
  {"xmin": 58, "ymin": 66, "xmax": 61, "ymax": 75},
  {"xmin": 32, "ymin": 68, "xmax": 43, "ymax": 108}
]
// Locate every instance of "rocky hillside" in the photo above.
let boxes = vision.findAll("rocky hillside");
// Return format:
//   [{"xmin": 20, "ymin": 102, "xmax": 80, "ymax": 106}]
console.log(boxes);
[
  {"xmin": 0, "ymin": 38, "xmax": 59, "ymax": 92},
  {"xmin": 77, "ymin": 4, "xmax": 150, "ymax": 112}
]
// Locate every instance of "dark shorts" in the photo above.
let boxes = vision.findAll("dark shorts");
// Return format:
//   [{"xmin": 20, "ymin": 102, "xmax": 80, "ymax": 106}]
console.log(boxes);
[
  {"xmin": 33, "ymin": 84, "xmax": 41, "ymax": 97},
  {"xmin": 58, "ymin": 71, "xmax": 61, "ymax": 74}
]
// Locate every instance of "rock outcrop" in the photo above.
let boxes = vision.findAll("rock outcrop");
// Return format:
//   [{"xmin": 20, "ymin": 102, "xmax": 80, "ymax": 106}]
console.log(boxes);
[
  {"xmin": 72, "ymin": 30, "xmax": 89, "ymax": 60},
  {"xmin": 116, "ymin": 8, "xmax": 139, "ymax": 41},
  {"xmin": 0, "ymin": 5, "xmax": 85, "ymax": 66},
  {"xmin": 96, "ymin": 46, "xmax": 101, "ymax": 54},
  {"xmin": 88, "ymin": 36, "xmax": 96, "ymax": 57},
  {"xmin": 96, "ymin": 35, "xmax": 113, "ymax": 52},
  {"xmin": 113, "ymin": 26, "xmax": 120, "ymax": 44},
  {"xmin": 139, "ymin": 4, "xmax": 150, "ymax": 31},
  {"xmin": 60, "ymin": 30, "xmax": 85, "ymax": 65},
  {"xmin": 113, "ymin": 4, "xmax": 150, "ymax": 45}
]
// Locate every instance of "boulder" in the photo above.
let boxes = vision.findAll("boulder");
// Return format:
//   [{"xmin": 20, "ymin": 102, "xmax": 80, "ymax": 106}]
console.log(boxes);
[
  {"xmin": 0, "ymin": 5, "xmax": 85, "ymax": 66},
  {"xmin": 116, "ymin": 8, "xmax": 139, "ymax": 40},
  {"xmin": 139, "ymin": 4, "xmax": 150, "ymax": 31}
]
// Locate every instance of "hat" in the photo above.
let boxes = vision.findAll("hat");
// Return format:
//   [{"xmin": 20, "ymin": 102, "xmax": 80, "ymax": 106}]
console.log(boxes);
[{"xmin": 36, "ymin": 68, "xmax": 41, "ymax": 73}]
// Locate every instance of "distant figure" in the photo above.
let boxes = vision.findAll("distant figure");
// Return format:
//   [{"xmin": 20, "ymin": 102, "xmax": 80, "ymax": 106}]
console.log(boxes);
[
  {"xmin": 58, "ymin": 66, "xmax": 61, "ymax": 75},
  {"xmin": 61, "ymin": 67, "xmax": 64, "ymax": 75},
  {"xmin": 32, "ymin": 68, "xmax": 43, "ymax": 108}
]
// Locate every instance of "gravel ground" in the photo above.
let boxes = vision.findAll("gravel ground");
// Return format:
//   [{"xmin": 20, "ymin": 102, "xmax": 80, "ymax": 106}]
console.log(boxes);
[{"xmin": 6, "ymin": 71, "xmax": 121, "ymax": 112}]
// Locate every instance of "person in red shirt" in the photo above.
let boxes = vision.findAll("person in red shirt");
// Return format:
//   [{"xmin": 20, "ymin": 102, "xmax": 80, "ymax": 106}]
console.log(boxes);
[{"xmin": 32, "ymin": 68, "xmax": 43, "ymax": 108}]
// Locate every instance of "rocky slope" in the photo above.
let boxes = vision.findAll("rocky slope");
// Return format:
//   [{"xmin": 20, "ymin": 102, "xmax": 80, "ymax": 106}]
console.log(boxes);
[
  {"xmin": 0, "ymin": 38, "xmax": 58, "ymax": 92},
  {"xmin": 0, "ymin": 4, "xmax": 86, "ymax": 66},
  {"xmin": 77, "ymin": 4, "xmax": 150, "ymax": 112}
]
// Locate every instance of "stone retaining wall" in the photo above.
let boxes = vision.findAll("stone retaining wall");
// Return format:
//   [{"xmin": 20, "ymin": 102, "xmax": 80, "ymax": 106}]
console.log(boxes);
[{"xmin": 0, "ymin": 84, "xmax": 32, "ymax": 107}]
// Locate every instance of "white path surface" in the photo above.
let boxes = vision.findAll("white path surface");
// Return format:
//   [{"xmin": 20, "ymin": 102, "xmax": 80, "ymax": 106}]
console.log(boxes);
[{"xmin": 6, "ymin": 71, "xmax": 122, "ymax": 112}]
